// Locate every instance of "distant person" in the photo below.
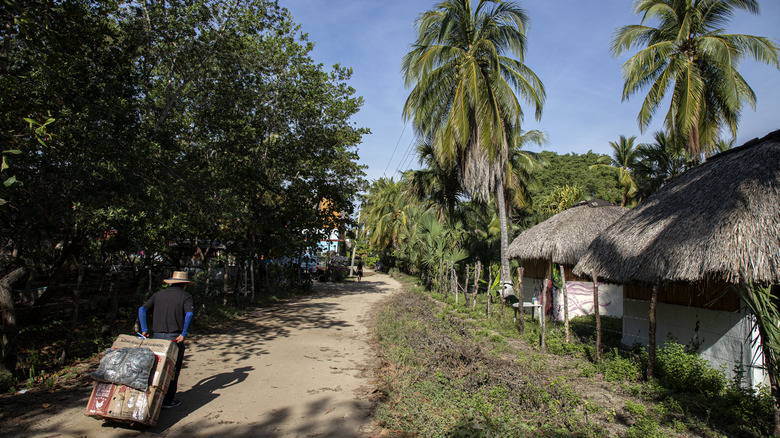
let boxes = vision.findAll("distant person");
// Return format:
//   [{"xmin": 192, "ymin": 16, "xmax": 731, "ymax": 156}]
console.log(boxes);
[
  {"xmin": 139, "ymin": 271, "xmax": 195, "ymax": 409},
  {"xmin": 356, "ymin": 260, "xmax": 363, "ymax": 282}
]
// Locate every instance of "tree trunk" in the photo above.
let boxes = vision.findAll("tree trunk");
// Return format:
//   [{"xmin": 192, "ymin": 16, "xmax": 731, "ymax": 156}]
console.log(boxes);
[
  {"xmin": 592, "ymin": 270, "xmax": 601, "ymax": 361},
  {"xmin": 647, "ymin": 283, "xmax": 659, "ymax": 378},
  {"xmin": 495, "ymin": 184, "xmax": 512, "ymax": 302},
  {"xmin": 61, "ymin": 258, "xmax": 84, "ymax": 364},
  {"xmin": 243, "ymin": 260, "xmax": 248, "ymax": 296},
  {"xmin": 349, "ymin": 220, "xmax": 360, "ymax": 276},
  {"xmin": 250, "ymin": 259, "xmax": 255, "ymax": 301},
  {"xmin": 0, "ymin": 267, "xmax": 27, "ymax": 374},
  {"xmin": 561, "ymin": 265, "xmax": 570, "ymax": 343},
  {"xmin": 101, "ymin": 273, "xmax": 121, "ymax": 338},
  {"xmin": 232, "ymin": 263, "xmax": 241, "ymax": 307},
  {"xmin": 223, "ymin": 261, "xmax": 231, "ymax": 306},
  {"xmin": 147, "ymin": 267, "xmax": 153, "ymax": 297},
  {"xmin": 23, "ymin": 266, "xmax": 37, "ymax": 304},
  {"xmin": 34, "ymin": 236, "xmax": 88, "ymax": 307},
  {"xmin": 462, "ymin": 265, "xmax": 470, "ymax": 305},
  {"xmin": 516, "ymin": 267, "xmax": 525, "ymax": 333}
]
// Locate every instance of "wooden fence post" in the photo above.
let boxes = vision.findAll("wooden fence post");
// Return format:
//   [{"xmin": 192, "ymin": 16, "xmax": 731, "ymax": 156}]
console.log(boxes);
[
  {"xmin": 450, "ymin": 265, "xmax": 457, "ymax": 302},
  {"xmin": 473, "ymin": 261, "xmax": 481, "ymax": 309},
  {"xmin": 516, "ymin": 267, "xmax": 525, "ymax": 332},
  {"xmin": 648, "ymin": 283, "xmax": 659, "ymax": 378},
  {"xmin": 560, "ymin": 265, "xmax": 570, "ymax": 343},
  {"xmin": 592, "ymin": 270, "xmax": 601, "ymax": 362},
  {"xmin": 487, "ymin": 266, "xmax": 493, "ymax": 318},
  {"xmin": 438, "ymin": 257, "xmax": 443, "ymax": 295},
  {"xmin": 540, "ymin": 278, "xmax": 547, "ymax": 349},
  {"xmin": 462, "ymin": 265, "xmax": 470, "ymax": 306}
]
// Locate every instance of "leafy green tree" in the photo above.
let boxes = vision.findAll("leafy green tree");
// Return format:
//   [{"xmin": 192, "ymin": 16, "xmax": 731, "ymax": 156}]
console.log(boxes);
[
  {"xmin": 402, "ymin": 0, "xmax": 545, "ymax": 299},
  {"xmin": 0, "ymin": 0, "xmax": 367, "ymax": 372},
  {"xmin": 612, "ymin": 0, "xmax": 780, "ymax": 155},
  {"xmin": 591, "ymin": 135, "xmax": 641, "ymax": 206},
  {"xmin": 536, "ymin": 184, "xmax": 586, "ymax": 215},
  {"xmin": 528, "ymin": 151, "xmax": 622, "ymax": 211}
]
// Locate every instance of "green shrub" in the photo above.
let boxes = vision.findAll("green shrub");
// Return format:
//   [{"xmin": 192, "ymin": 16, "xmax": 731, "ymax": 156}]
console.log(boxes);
[
  {"xmin": 0, "ymin": 370, "xmax": 13, "ymax": 393},
  {"xmin": 578, "ymin": 361, "xmax": 597, "ymax": 378},
  {"xmin": 656, "ymin": 339, "xmax": 726, "ymax": 395},
  {"xmin": 625, "ymin": 417, "xmax": 664, "ymax": 438},
  {"xmin": 623, "ymin": 401, "xmax": 665, "ymax": 438},
  {"xmin": 600, "ymin": 348, "xmax": 641, "ymax": 382}
]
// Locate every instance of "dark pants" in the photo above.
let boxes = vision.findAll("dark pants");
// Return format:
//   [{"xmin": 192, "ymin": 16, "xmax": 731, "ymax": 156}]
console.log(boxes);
[{"xmin": 153, "ymin": 332, "xmax": 185, "ymax": 404}]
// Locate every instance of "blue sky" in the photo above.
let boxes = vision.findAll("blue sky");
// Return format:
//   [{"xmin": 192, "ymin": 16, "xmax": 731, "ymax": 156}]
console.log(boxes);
[{"xmin": 280, "ymin": 0, "xmax": 780, "ymax": 183}]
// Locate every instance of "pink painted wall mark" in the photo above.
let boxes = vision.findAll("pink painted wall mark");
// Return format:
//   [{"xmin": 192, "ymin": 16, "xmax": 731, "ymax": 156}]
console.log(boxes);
[{"xmin": 534, "ymin": 282, "xmax": 612, "ymax": 321}]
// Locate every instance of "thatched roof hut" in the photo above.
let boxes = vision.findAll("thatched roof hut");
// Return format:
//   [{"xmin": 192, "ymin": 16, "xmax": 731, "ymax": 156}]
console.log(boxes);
[
  {"xmin": 508, "ymin": 199, "xmax": 628, "ymax": 267},
  {"xmin": 573, "ymin": 129, "xmax": 780, "ymax": 285}
]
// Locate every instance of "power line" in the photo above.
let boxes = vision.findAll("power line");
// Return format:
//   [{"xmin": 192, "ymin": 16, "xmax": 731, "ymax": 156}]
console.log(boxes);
[
  {"xmin": 395, "ymin": 137, "xmax": 418, "ymax": 176},
  {"xmin": 383, "ymin": 122, "xmax": 407, "ymax": 178}
]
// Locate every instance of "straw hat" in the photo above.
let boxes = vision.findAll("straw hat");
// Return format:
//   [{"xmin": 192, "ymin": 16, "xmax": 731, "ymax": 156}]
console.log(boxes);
[{"xmin": 164, "ymin": 271, "xmax": 193, "ymax": 284}]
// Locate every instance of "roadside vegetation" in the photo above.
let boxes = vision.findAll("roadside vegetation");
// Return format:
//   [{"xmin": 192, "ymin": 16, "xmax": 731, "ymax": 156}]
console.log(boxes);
[
  {"xmin": 2, "ymin": 0, "xmax": 365, "ymax": 387},
  {"xmin": 371, "ymin": 271, "xmax": 773, "ymax": 437}
]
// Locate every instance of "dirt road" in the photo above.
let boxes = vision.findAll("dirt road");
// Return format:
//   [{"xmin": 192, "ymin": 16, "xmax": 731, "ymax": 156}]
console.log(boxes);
[{"xmin": 1, "ymin": 270, "xmax": 399, "ymax": 438}]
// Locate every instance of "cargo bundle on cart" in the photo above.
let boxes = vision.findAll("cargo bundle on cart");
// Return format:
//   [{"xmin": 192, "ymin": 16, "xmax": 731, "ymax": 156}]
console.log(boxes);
[{"xmin": 84, "ymin": 334, "xmax": 179, "ymax": 427}]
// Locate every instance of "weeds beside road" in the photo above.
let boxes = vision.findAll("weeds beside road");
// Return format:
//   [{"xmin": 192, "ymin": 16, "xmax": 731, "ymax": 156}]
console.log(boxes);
[{"xmin": 371, "ymin": 271, "xmax": 772, "ymax": 437}]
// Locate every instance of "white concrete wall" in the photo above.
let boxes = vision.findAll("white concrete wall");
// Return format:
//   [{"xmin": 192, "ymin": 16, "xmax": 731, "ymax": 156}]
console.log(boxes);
[
  {"xmin": 518, "ymin": 277, "xmax": 623, "ymax": 320},
  {"xmin": 622, "ymin": 298, "xmax": 767, "ymax": 388}
]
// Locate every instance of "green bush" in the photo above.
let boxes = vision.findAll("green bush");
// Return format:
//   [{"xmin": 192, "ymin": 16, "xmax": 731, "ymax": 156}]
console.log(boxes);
[
  {"xmin": 600, "ymin": 348, "xmax": 641, "ymax": 382},
  {"xmin": 655, "ymin": 338, "xmax": 726, "ymax": 395}
]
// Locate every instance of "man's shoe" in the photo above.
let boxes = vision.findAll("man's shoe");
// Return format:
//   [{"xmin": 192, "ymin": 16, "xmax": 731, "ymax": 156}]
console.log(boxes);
[{"xmin": 161, "ymin": 400, "xmax": 181, "ymax": 409}]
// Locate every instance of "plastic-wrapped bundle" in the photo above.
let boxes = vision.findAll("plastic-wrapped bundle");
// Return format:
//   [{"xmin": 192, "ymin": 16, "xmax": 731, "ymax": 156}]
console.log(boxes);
[{"xmin": 91, "ymin": 347, "xmax": 156, "ymax": 391}]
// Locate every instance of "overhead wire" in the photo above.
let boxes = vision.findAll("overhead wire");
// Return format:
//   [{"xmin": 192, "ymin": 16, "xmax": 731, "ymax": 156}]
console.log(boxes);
[
  {"xmin": 395, "ymin": 136, "xmax": 418, "ymax": 177},
  {"xmin": 383, "ymin": 122, "xmax": 407, "ymax": 178}
]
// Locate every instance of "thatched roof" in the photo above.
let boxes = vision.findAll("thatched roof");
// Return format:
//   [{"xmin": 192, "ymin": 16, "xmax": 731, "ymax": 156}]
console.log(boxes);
[
  {"xmin": 573, "ymin": 130, "xmax": 780, "ymax": 285},
  {"xmin": 507, "ymin": 200, "xmax": 628, "ymax": 267}
]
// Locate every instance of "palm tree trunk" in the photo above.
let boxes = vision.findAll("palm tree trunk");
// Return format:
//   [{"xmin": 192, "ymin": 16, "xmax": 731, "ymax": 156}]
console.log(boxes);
[{"xmin": 495, "ymin": 184, "xmax": 512, "ymax": 298}]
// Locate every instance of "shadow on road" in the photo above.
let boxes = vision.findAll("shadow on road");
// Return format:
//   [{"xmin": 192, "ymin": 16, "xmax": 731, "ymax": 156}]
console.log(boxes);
[
  {"xmin": 178, "ymin": 276, "xmax": 391, "ymax": 365},
  {"xmin": 152, "ymin": 365, "xmax": 254, "ymax": 432},
  {"xmin": 0, "ymin": 272, "xmax": 393, "ymax": 437}
]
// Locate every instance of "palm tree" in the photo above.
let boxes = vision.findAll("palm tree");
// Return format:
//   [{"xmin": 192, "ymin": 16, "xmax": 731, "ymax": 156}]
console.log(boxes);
[
  {"xmin": 632, "ymin": 130, "xmax": 693, "ymax": 198},
  {"xmin": 402, "ymin": 0, "xmax": 545, "ymax": 297},
  {"xmin": 591, "ymin": 135, "xmax": 641, "ymax": 206},
  {"xmin": 611, "ymin": 0, "xmax": 780, "ymax": 156},
  {"xmin": 403, "ymin": 141, "xmax": 464, "ymax": 221},
  {"xmin": 504, "ymin": 129, "xmax": 547, "ymax": 240},
  {"xmin": 361, "ymin": 178, "xmax": 412, "ymax": 253}
]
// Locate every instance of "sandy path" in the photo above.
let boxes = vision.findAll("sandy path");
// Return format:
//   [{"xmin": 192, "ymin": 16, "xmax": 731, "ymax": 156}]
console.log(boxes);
[{"xmin": 1, "ymin": 270, "xmax": 398, "ymax": 438}]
